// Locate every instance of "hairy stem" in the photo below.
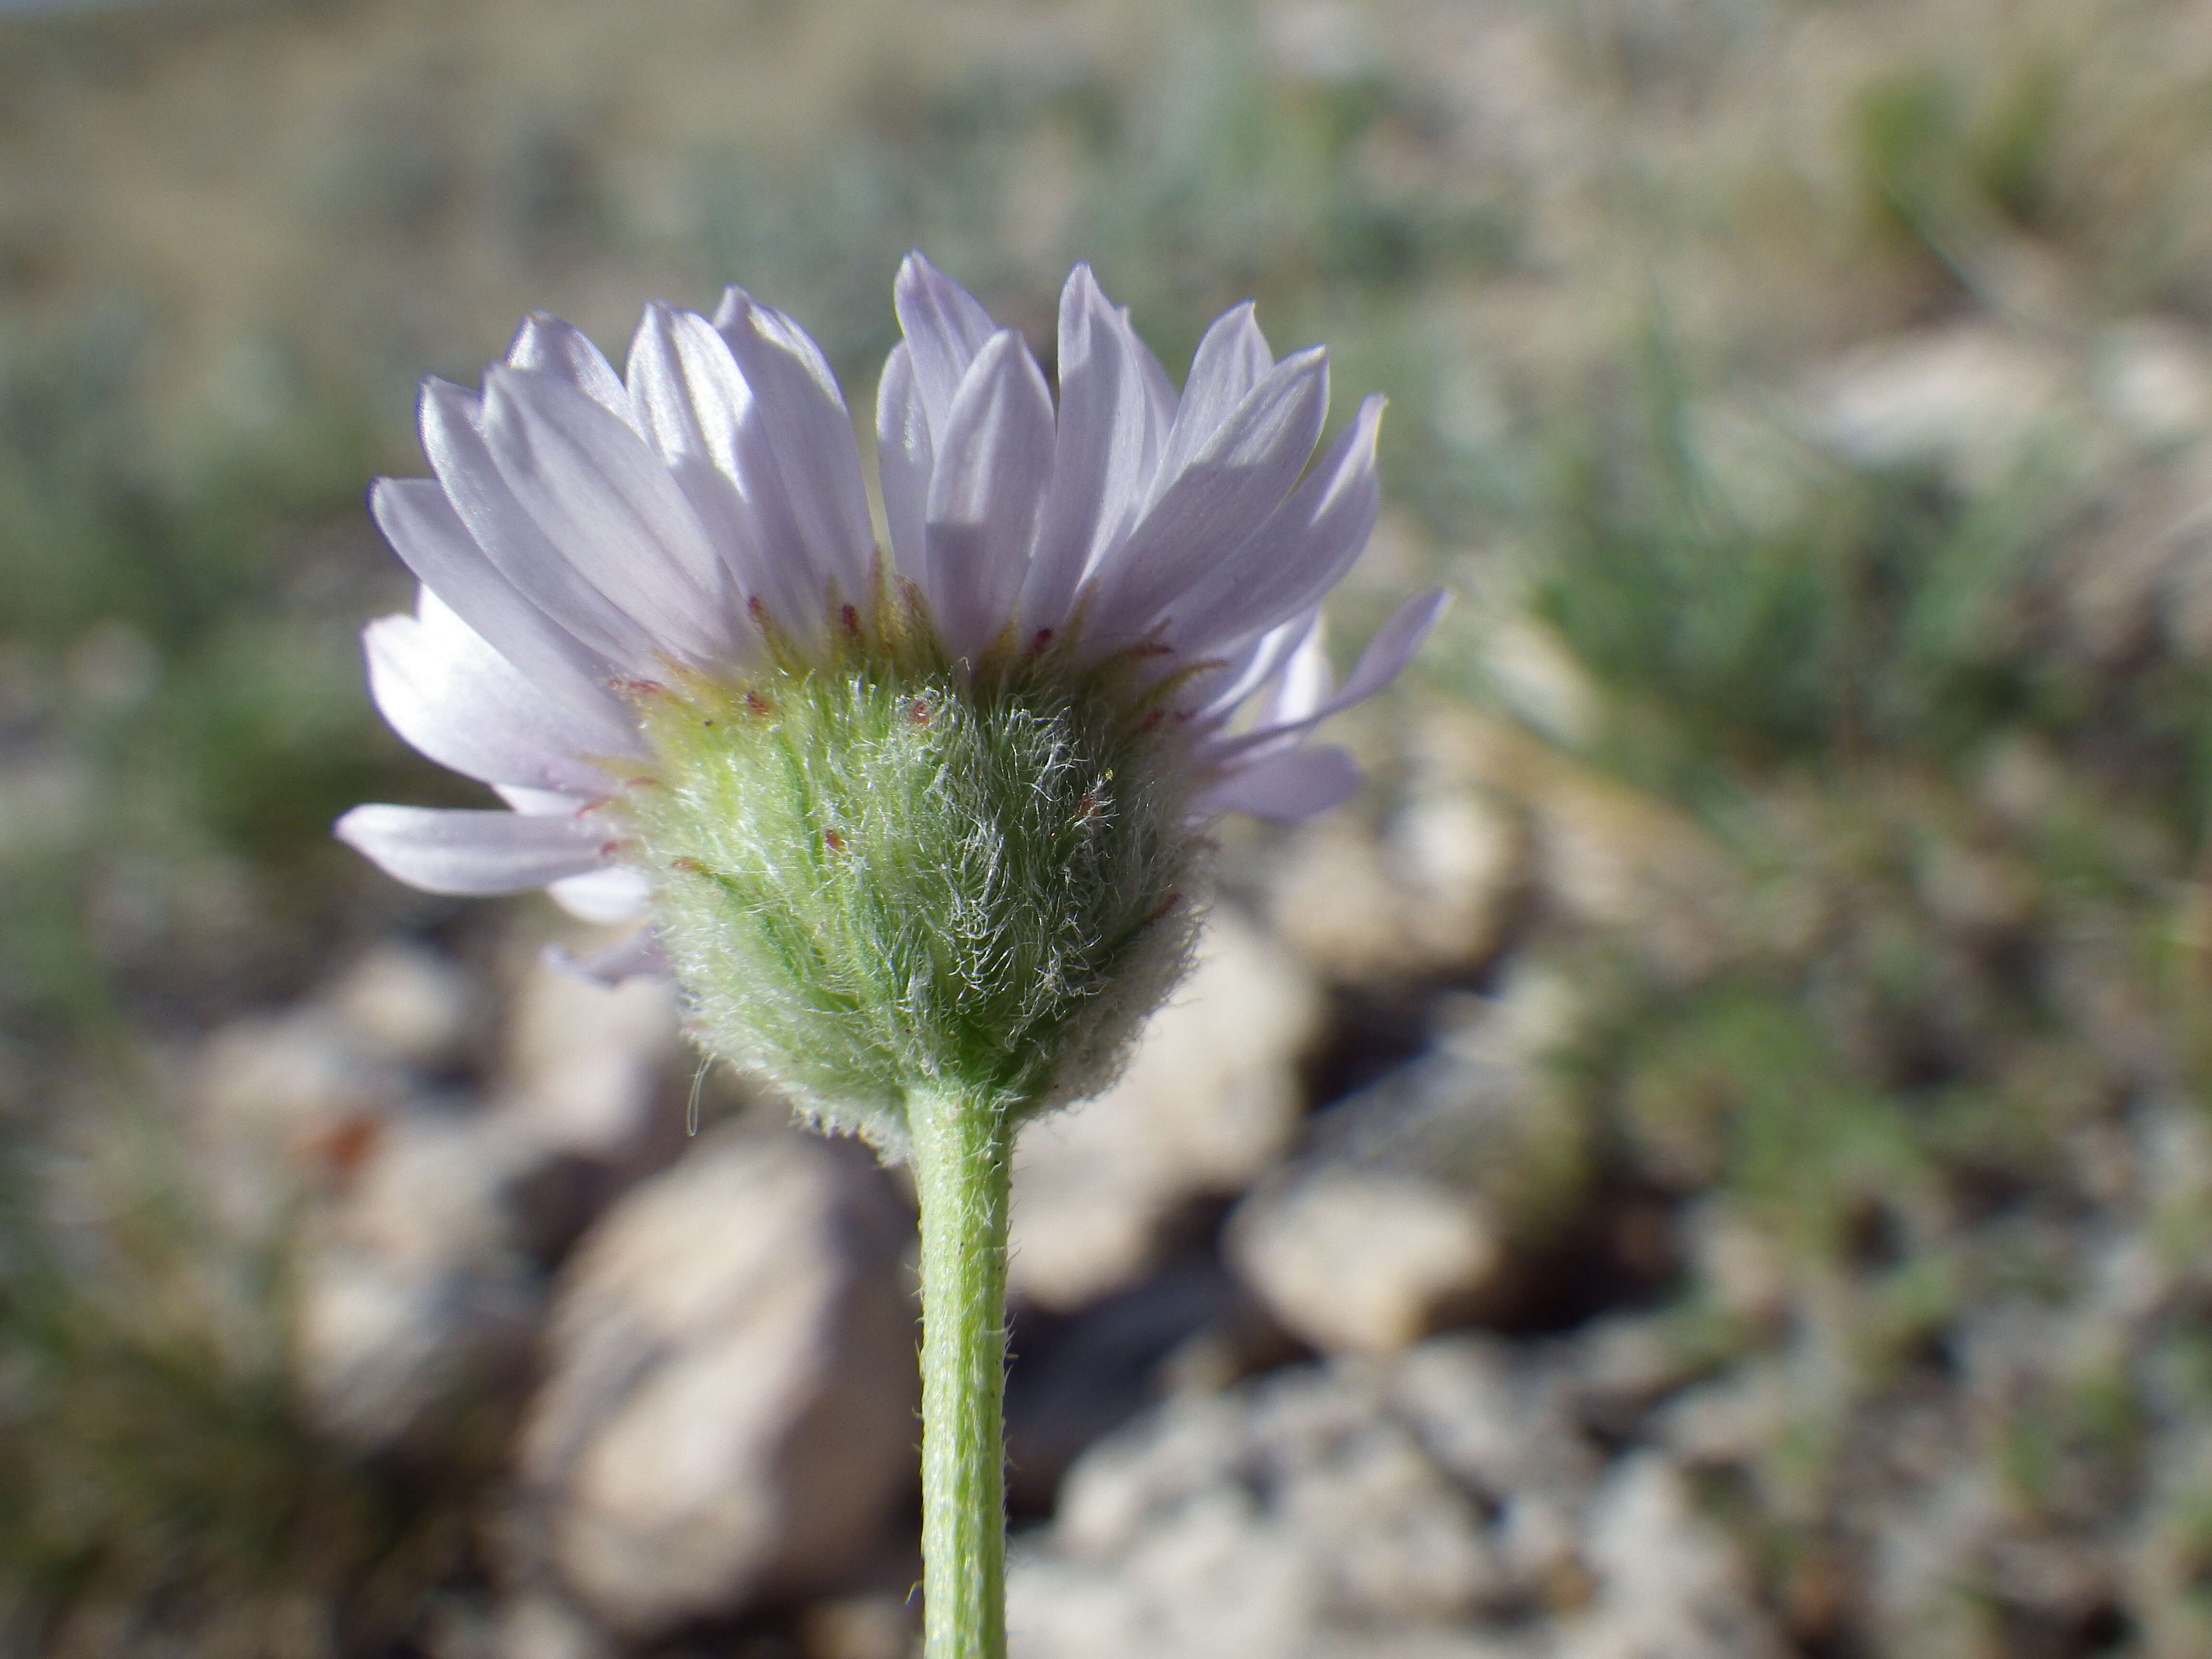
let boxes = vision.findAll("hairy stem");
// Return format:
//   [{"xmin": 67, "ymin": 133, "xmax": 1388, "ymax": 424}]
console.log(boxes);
[{"xmin": 908, "ymin": 1084, "xmax": 1014, "ymax": 1659}]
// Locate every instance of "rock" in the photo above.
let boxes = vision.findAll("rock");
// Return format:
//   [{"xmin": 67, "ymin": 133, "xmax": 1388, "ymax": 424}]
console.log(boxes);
[
  {"xmin": 192, "ymin": 1006, "xmax": 409, "ymax": 1241},
  {"xmin": 1683, "ymin": 1205, "xmax": 1792, "ymax": 1327},
  {"xmin": 180, "ymin": 945, "xmax": 727, "ymax": 1460},
  {"xmin": 1263, "ymin": 0, "xmax": 1380, "ymax": 83},
  {"xmin": 187, "ymin": 973, "xmax": 542, "ymax": 1452},
  {"xmin": 0, "ymin": 751, "xmax": 91, "ymax": 863},
  {"xmin": 1228, "ymin": 974, "xmax": 1592, "ymax": 1354},
  {"xmin": 291, "ymin": 1103, "xmax": 542, "ymax": 1451},
  {"xmin": 484, "ymin": 956, "xmax": 689, "ymax": 1263},
  {"xmin": 1398, "ymin": 709, "xmax": 1733, "ymax": 972},
  {"xmin": 1553, "ymin": 1454, "xmax": 1786, "ymax": 1659},
  {"xmin": 1230, "ymin": 1168, "xmax": 1503, "ymax": 1354},
  {"xmin": 321, "ymin": 940, "xmax": 482, "ymax": 1071},
  {"xmin": 1263, "ymin": 710, "xmax": 1530, "ymax": 981},
  {"xmin": 490, "ymin": 1594, "xmax": 613, "ymax": 1659},
  {"xmin": 1655, "ymin": 1366, "xmax": 1788, "ymax": 1471},
  {"xmin": 1013, "ymin": 1384, "xmax": 1489, "ymax": 1658},
  {"xmin": 2123, "ymin": 1420, "xmax": 2212, "ymax": 1659},
  {"xmin": 2095, "ymin": 318, "xmax": 2212, "ymax": 448},
  {"xmin": 489, "ymin": 954, "xmax": 683, "ymax": 1162},
  {"xmin": 1866, "ymin": 1465, "xmax": 2011, "ymax": 1659},
  {"xmin": 191, "ymin": 949, "xmax": 690, "ymax": 1453},
  {"xmin": 1007, "ymin": 1336, "xmax": 1606, "ymax": 1659},
  {"xmin": 1004, "ymin": 1258, "xmax": 1244, "ymax": 1511},
  {"xmin": 1008, "ymin": 908, "xmax": 1318, "ymax": 1310},
  {"xmin": 1389, "ymin": 1335, "xmax": 1602, "ymax": 1500},
  {"xmin": 316, "ymin": 1106, "xmax": 508, "ymax": 1274},
  {"xmin": 799, "ymin": 1589, "xmax": 922, "ymax": 1659},
  {"xmin": 1805, "ymin": 323, "xmax": 2078, "ymax": 490},
  {"xmin": 1551, "ymin": 1314, "xmax": 1706, "ymax": 1439},
  {"xmin": 1264, "ymin": 815, "xmax": 1421, "ymax": 979},
  {"xmin": 1475, "ymin": 619, "xmax": 1600, "ymax": 750},
  {"xmin": 510, "ymin": 1121, "xmax": 917, "ymax": 1639}
]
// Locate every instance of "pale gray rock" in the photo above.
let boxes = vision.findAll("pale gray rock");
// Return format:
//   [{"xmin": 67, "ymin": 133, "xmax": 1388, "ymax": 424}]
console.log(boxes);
[
  {"xmin": 487, "ymin": 955, "xmax": 683, "ymax": 1163},
  {"xmin": 207, "ymin": 952, "xmax": 684, "ymax": 1451},
  {"xmin": 1553, "ymin": 1454, "xmax": 1786, "ymax": 1659},
  {"xmin": 1228, "ymin": 975, "xmax": 1591, "ymax": 1354},
  {"xmin": 1682, "ymin": 1205, "xmax": 1792, "ymax": 1328},
  {"xmin": 1009, "ymin": 908, "xmax": 1318, "ymax": 1310},
  {"xmin": 1805, "ymin": 323, "xmax": 2079, "ymax": 490},
  {"xmin": 1262, "ymin": 714, "xmax": 1530, "ymax": 981},
  {"xmin": 321, "ymin": 939, "xmax": 482, "ymax": 1071},
  {"xmin": 1010, "ymin": 1331, "xmax": 1786, "ymax": 1659},
  {"xmin": 1003, "ymin": 1259, "xmax": 1242, "ymax": 1510},
  {"xmin": 1231, "ymin": 1168, "xmax": 1503, "ymax": 1355},
  {"xmin": 190, "ymin": 986, "xmax": 539, "ymax": 1452},
  {"xmin": 480, "ymin": 957, "xmax": 690, "ymax": 1262},
  {"xmin": 186, "ymin": 950, "xmax": 694, "ymax": 1455},
  {"xmin": 511, "ymin": 1121, "xmax": 917, "ymax": 1639},
  {"xmin": 1263, "ymin": 813, "xmax": 1418, "ymax": 979},
  {"xmin": 1654, "ymin": 1365, "xmax": 1788, "ymax": 1472},
  {"xmin": 191, "ymin": 1005, "xmax": 409, "ymax": 1243},
  {"xmin": 1865, "ymin": 1465, "xmax": 2013, "ymax": 1659},
  {"xmin": 290, "ymin": 1104, "xmax": 541, "ymax": 1450},
  {"xmin": 2095, "ymin": 318, "xmax": 2212, "ymax": 448},
  {"xmin": 2122, "ymin": 1420, "xmax": 2212, "ymax": 1659},
  {"xmin": 1552, "ymin": 1314, "xmax": 1706, "ymax": 1438},
  {"xmin": 797, "ymin": 1589, "xmax": 923, "ymax": 1659},
  {"xmin": 1389, "ymin": 1336, "xmax": 1601, "ymax": 1500},
  {"xmin": 420, "ymin": 1592, "xmax": 611, "ymax": 1659},
  {"xmin": 491, "ymin": 1596, "xmax": 613, "ymax": 1659},
  {"xmin": 1007, "ymin": 1337, "xmax": 1605, "ymax": 1659},
  {"xmin": 1392, "ymin": 708, "xmax": 1735, "ymax": 962}
]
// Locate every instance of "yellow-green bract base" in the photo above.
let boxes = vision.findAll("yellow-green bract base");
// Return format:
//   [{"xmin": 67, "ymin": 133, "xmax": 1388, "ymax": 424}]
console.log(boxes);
[{"xmin": 623, "ymin": 630, "xmax": 1201, "ymax": 1155}]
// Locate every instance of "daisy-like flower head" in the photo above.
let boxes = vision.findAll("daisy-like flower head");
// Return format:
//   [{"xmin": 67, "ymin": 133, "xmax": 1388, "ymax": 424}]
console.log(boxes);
[{"xmin": 339, "ymin": 255, "xmax": 1444, "ymax": 1148}]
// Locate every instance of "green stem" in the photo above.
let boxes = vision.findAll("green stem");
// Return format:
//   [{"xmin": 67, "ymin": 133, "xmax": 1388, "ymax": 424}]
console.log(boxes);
[{"xmin": 908, "ymin": 1083, "xmax": 1013, "ymax": 1659}]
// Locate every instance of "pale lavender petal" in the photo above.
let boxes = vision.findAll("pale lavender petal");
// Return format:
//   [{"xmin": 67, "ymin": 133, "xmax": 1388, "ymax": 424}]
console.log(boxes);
[
  {"xmin": 924, "ymin": 329, "xmax": 1056, "ymax": 662},
  {"xmin": 875, "ymin": 342, "xmax": 932, "ymax": 584},
  {"xmin": 483, "ymin": 367, "xmax": 738, "ymax": 662},
  {"xmin": 418, "ymin": 381, "xmax": 662, "ymax": 668},
  {"xmin": 413, "ymin": 583, "xmax": 639, "ymax": 759},
  {"xmin": 507, "ymin": 313, "xmax": 635, "ymax": 428},
  {"xmin": 336, "ymin": 804, "xmax": 610, "ymax": 895},
  {"xmin": 548, "ymin": 864, "xmax": 653, "ymax": 924},
  {"xmin": 713, "ymin": 290, "xmax": 878, "ymax": 624},
  {"xmin": 1022, "ymin": 266, "xmax": 1170, "ymax": 639},
  {"xmin": 493, "ymin": 784, "xmax": 600, "ymax": 816},
  {"xmin": 365, "ymin": 591, "xmax": 634, "ymax": 793},
  {"xmin": 1127, "ymin": 306, "xmax": 1179, "ymax": 435},
  {"xmin": 1306, "ymin": 586, "xmax": 1447, "ymax": 716},
  {"xmin": 625, "ymin": 304, "xmax": 732, "ymax": 463},
  {"xmin": 894, "ymin": 251, "xmax": 998, "ymax": 440},
  {"xmin": 1196, "ymin": 745, "xmax": 1363, "ymax": 820},
  {"xmin": 370, "ymin": 476, "xmax": 633, "ymax": 721},
  {"xmin": 1163, "ymin": 394, "xmax": 1384, "ymax": 654},
  {"xmin": 623, "ymin": 303, "xmax": 781, "ymax": 653},
  {"xmin": 1256, "ymin": 614, "xmax": 1334, "ymax": 727},
  {"xmin": 1150, "ymin": 301, "xmax": 1273, "ymax": 499},
  {"xmin": 542, "ymin": 925, "xmax": 670, "ymax": 986},
  {"xmin": 1082, "ymin": 348, "xmax": 1330, "ymax": 645},
  {"xmin": 1191, "ymin": 610, "xmax": 1321, "ymax": 726},
  {"xmin": 1214, "ymin": 587, "xmax": 1449, "ymax": 761}
]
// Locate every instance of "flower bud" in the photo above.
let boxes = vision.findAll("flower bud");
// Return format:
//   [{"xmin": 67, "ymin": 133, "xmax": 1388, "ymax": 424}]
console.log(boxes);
[{"xmin": 624, "ymin": 623, "xmax": 1199, "ymax": 1153}]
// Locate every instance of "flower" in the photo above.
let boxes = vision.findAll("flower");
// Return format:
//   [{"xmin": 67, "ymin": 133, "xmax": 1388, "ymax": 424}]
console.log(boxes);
[{"xmin": 337, "ymin": 255, "xmax": 1443, "ymax": 1131}]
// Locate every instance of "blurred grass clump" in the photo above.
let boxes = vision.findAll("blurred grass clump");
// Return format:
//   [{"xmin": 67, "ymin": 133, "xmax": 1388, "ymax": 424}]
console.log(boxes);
[
  {"xmin": 7, "ymin": 0, "xmax": 2212, "ymax": 1651},
  {"xmin": 0, "ymin": 1147, "xmax": 476, "ymax": 1659},
  {"xmin": 0, "ymin": 306, "xmax": 408, "ymax": 1048}
]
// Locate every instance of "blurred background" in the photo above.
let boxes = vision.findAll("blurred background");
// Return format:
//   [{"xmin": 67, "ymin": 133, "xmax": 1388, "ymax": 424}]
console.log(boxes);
[{"xmin": 8, "ymin": 0, "xmax": 2212, "ymax": 1654}]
